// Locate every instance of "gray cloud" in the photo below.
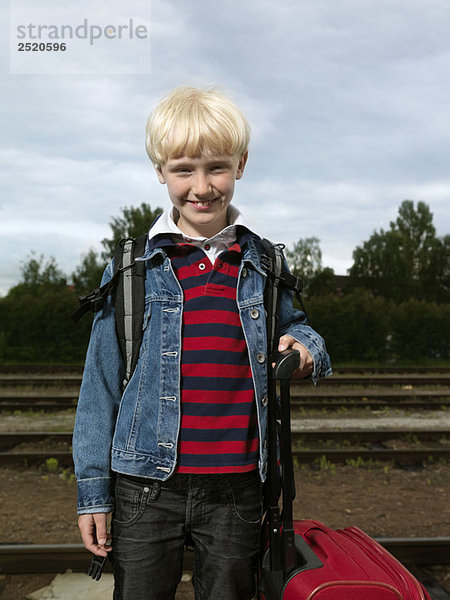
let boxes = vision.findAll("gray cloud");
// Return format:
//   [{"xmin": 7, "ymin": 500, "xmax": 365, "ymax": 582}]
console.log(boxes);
[{"xmin": 1, "ymin": 0, "xmax": 449, "ymax": 294}]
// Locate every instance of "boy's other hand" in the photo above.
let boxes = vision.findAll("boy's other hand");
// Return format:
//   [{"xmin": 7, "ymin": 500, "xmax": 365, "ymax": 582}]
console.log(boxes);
[
  {"xmin": 78, "ymin": 513, "xmax": 112, "ymax": 557},
  {"xmin": 277, "ymin": 335, "xmax": 313, "ymax": 379}
]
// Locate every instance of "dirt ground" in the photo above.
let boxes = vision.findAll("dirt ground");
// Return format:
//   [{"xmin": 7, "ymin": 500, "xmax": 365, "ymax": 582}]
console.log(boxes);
[
  {"xmin": 1, "ymin": 460, "xmax": 449, "ymax": 545},
  {"xmin": 0, "ymin": 459, "xmax": 449, "ymax": 598},
  {"xmin": 0, "ymin": 399, "xmax": 449, "ymax": 598}
]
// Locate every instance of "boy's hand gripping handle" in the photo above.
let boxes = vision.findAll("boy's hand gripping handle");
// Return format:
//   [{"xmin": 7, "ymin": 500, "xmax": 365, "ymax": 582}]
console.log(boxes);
[{"xmin": 273, "ymin": 349, "xmax": 300, "ymax": 380}]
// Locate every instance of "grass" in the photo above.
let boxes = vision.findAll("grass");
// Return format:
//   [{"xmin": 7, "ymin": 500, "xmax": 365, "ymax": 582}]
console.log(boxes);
[{"xmin": 45, "ymin": 457, "xmax": 59, "ymax": 473}]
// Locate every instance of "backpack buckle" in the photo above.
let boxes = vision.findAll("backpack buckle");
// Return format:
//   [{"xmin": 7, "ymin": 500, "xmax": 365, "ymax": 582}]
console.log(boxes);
[
  {"xmin": 279, "ymin": 272, "xmax": 303, "ymax": 295},
  {"xmin": 78, "ymin": 289, "xmax": 105, "ymax": 313}
]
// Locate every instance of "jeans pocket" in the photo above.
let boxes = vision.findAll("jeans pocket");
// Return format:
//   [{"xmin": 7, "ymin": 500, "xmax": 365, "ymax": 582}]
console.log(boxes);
[
  {"xmin": 113, "ymin": 482, "xmax": 149, "ymax": 526},
  {"xmin": 229, "ymin": 476, "xmax": 263, "ymax": 524}
]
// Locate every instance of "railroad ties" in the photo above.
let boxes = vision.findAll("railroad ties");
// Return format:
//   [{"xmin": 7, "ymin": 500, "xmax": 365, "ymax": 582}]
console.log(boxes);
[
  {"xmin": 1, "ymin": 367, "xmax": 450, "ymax": 412},
  {"xmin": 0, "ymin": 428, "xmax": 449, "ymax": 465},
  {"xmin": 0, "ymin": 365, "xmax": 449, "ymax": 464}
]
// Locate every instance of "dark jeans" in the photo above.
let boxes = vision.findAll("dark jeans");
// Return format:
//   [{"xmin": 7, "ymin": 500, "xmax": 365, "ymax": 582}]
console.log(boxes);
[{"xmin": 111, "ymin": 471, "xmax": 262, "ymax": 600}]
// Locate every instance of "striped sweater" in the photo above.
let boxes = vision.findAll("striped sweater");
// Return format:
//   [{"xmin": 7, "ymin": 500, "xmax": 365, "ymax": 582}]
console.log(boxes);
[{"xmin": 158, "ymin": 232, "xmax": 259, "ymax": 473}]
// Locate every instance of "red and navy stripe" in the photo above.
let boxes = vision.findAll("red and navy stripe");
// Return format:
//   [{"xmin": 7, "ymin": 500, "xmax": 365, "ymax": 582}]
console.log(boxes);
[{"xmin": 157, "ymin": 232, "xmax": 259, "ymax": 474}]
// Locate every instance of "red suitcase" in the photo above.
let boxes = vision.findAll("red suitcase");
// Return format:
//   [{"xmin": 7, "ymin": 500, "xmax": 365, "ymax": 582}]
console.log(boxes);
[
  {"xmin": 259, "ymin": 351, "xmax": 431, "ymax": 600},
  {"xmin": 261, "ymin": 519, "xmax": 431, "ymax": 599}
]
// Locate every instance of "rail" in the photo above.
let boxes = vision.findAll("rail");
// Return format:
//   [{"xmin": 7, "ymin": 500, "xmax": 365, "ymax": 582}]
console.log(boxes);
[
  {"xmin": 1, "ymin": 447, "xmax": 449, "ymax": 467},
  {"xmin": 1, "ymin": 365, "xmax": 449, "ymax": 375},
  {"xmin": 1, "ymin": 539, "xmax": 449, "ymax": 574},
  {"xmin": 1, "ymin": 374, "xmax": 450, "ymax": 387},
  {"xmin": 1, "ymin": 387, "xmax": 449, "ymax": 413},
  {"xmin": 1, "ymin": 428, "xmax": 448, "ymax": 448}
]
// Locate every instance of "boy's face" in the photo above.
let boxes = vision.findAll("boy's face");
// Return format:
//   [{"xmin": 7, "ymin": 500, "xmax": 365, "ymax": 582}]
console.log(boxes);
[{"xmin": 156, "ymin": 152, "xmax": 248, "ymax": 238}]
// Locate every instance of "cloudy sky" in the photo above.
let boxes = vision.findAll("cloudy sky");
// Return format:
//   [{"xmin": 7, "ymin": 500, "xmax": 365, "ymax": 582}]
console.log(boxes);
[{"xmin": 1, "ymin": 0, "xmax": 449, "ymax": 295}]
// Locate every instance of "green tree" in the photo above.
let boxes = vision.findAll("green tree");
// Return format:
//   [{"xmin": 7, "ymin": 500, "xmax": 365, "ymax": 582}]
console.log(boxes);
[
  {"xmin": 349, "ymin": 200, "xmax": 449, "ymax": 302},
  {"xmin": 101, "ymin": 202, "xmax": 163, "ymax": 260},
  {"xmin": 1, "ymin": 254, "xmax": 90, "ymax": 363},
  {"xmin": 21, "ymin": 253, "xmax": 66, "ymax": 287},
  {"xmin": 72, "ymin": 249, "xmax": 106, "ymax": 295},
  {"xmin": 307, "ymin": 289, "xmax": 390, "ymax": 361},
  {"xmin": 7, "ymin": 253, "xmax": 67, "ymax": 300},
  {"xmin": 285, "ymin": 237, "xmax": 335, "ymax": 296},
  {"xmin": 308, "ymin": 267, "xmax": 337, "ymax": 297},
  {"xmin": 389, "ymin": 299, "xmax": 450, "ymax": 360},
  {"xmin": 421, "ymin": 233, "xmax": 450, "ymax": 303},
  {"xmin": 70, "ymin": 202, "xmax": 163, "ymax": 294},
  {"xmin": 285, "ymin": 237, "xmax": 321, "ymax": 280}
]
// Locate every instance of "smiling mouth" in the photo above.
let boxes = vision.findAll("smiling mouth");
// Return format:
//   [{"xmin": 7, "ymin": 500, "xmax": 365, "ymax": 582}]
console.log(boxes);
[{"xmin": 188, "ymin": 198, "xmax": 218, "ymax": 208}]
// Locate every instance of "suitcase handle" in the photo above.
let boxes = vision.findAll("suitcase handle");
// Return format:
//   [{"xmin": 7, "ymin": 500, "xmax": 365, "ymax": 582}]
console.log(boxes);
[
  {"xmin": 294, "ymin": 535, "xmax": 324, "ymax": 572},
  {"xmin": 273, "ymin": 349, "xmax": 300, "ymax": 380},
  {"xmin": 272, "ymin": 349, "xmax": 300, "ymax": 577}
]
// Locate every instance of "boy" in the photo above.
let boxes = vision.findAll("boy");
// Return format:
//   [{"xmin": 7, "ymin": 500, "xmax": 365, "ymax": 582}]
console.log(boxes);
[{"xmin": 73, "ymin": 86, "xmax": 331, "ymax": 600}]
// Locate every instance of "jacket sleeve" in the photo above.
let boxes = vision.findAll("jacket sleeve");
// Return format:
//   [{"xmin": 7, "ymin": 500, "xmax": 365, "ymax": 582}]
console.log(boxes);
[
  {"xmin": 276, "ymin": 255, "xmax": 332, "ymax": 383},
  {"xmin": 72, "ymin": 261, "xmax": 125, "ymax": 514}
]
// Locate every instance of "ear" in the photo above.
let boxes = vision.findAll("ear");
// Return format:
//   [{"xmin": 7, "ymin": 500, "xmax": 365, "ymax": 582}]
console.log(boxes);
[
  {"xmin": 235, "ymin": 151, "xmax": 248, "ymax": 180},
  {"xmin": 155, "ymin": 164, "xmax": 166, "ymax": 184}
]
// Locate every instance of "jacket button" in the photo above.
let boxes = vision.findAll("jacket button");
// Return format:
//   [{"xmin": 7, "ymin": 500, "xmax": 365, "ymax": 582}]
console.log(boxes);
[
  {"xmin": 199, "ymin": 263, "xmax": 206, "ymax": 271},
  {"xmin": 257, "ymin": 353, "xmax": 266, "ymax": 363},
  {"xmin": 250, "ymin": 309, "xmax": 259, "ymax": 319},
  {"xmin": 261, "ymin": 396, "xmax": 268, "ymax": 407},
  {"xmin": 242, "ymin": 267, "xmax": 248, "ymax": 277}
]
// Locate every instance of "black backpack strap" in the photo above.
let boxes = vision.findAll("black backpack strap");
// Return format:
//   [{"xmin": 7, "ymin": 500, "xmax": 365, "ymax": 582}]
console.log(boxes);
[
  {"xmin": 71, "ymin": 271, "xmax": 120, "ymax": 324},
  {"xmin": 71, "ymin": 233, "xmax": 148, "ymax": 390},
  {"xmin": 113, "ymin": 234, "xmax": 147, "ymax": 390},
  {"xmin": 260, "ymin": 239, "xmax": 309, "ymax": 324},
  {"xmin": 261, "ymin": 239, "xmax": 284, "ymax": 357}
]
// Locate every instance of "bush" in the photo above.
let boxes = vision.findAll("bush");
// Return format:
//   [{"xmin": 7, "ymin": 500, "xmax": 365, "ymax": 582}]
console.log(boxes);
[
  {"xmin": 0, "ymin": 284, "xmax": 92, "ymax": 363},
  {"xmin": 302, "ymin": 291, "xmax": 449, "ymax": 363},
  {"xmin": 1, "ymin": 279, "xmax": 448, "ymax": 365},
  {"xmin": 389, "ymin": 300, "xmax": 449, "ymax": 360},
  {"xmin": 306, "ymin": 289, "xmax": 390, "ymax": 362}
]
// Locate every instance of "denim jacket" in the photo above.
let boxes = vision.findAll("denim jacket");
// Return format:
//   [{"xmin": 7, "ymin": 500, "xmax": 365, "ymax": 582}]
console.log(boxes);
[{"xmin": 73, "ymin": 236, "xmax": 331, "ymax": 514}]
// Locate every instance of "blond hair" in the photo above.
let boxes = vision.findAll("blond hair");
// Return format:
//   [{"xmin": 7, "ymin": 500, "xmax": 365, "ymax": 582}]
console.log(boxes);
[{"xmin": 145, "ymin": 86, "xmax": 250, "ymax": 167}]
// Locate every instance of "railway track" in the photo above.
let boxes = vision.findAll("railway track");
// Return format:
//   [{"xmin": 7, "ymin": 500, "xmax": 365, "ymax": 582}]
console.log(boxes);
[
  {"xmin": 1, "ymin": 400, "xmax": 448, "ymax": 412},
  {"xmin": 1, "ymin": 539, "xmax": 449, "ymax": 574},
  {"xmin": 0, "ymin": 394, "xmax": 78, "ymax": 411},
  {"xmin": 1, "ymin": 428, "xmax": 448, "ymax": 448},
  {"xmin": 1, "ymin": 373, "xmax": 450, "ymax": 387},
  {"xmin": 2, "ymin": 448, "xmax": 448, "ymax": 466},
  {"xmin": 0, "ymin": 375, "xmax": 81, "ymax": 388},
  {"xmin": 1, "ymin": 388, "xmax": 449, "ymax": 412},
  {"xmin": 1, "ymin": 367, "xmax": 449, "ymax": 414},
  {"xmin": 1, "ymin": 365, "xmax": 449, "ymax": 375},
  {"xmin": 0, "ymin": 420, "xmax": 449, "ymax": 466},
  {"xmin": 1, "ymin": 365, "xmax": 448, "ymax": 464}
]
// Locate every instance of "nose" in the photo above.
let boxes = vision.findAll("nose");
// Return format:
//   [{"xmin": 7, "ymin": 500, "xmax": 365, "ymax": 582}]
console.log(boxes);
[{"xmin": 191, "ymin": 171, "xmax": 212, "ymax": 198}]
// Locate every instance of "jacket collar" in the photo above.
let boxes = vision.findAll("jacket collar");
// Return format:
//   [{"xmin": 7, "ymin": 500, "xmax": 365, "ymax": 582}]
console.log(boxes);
[{"xmin": 137, "ymin": 206, "xmax": 262, "ymax": 264}]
